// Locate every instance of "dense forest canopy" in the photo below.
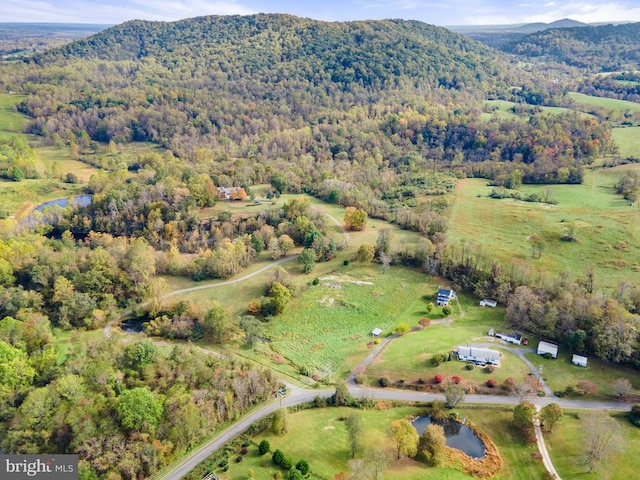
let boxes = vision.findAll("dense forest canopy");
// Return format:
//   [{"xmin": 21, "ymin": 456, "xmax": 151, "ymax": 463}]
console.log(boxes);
[{"xmin": 504, "ymin": 22, "xmax": 640, "ymax": 71}]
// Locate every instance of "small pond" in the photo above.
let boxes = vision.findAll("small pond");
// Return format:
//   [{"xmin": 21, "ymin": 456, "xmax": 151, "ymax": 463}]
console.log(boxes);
[
  {"xmin": 120, "ymin": 318, "xmax": 146, "ymax": 333},
  {"xmin": 412, "ymin": 416, "xmax": 486, "ymax": 459},
  {"xmin": 34, "ymin": 194, "xmax": 92, "ymax": 212}
]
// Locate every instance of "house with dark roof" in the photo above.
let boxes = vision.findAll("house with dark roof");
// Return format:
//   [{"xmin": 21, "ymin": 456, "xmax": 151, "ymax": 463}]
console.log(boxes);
[{"xmin": 437, "ymin": 287, "xmax": 456, "ymax": 306}]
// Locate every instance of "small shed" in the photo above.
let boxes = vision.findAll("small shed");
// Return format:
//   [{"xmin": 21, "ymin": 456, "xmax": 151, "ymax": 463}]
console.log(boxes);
[
  {"xmin": 537, "ymin": 341, "xmax": 558, "ymax": 359},
  {"xmin": 456, "ymin": 346, "xmax": 501, "ymax": 366},
  {"xmin": 480, "ymin": 299, "xmax": 497, "ymax": 307},
  {"xmin": 371, "ymin": 328, "xmax": 383, "ymax": 337},
  {"xmin": 572, "ymin": 354, "xmax": 587, "ymax": 367}
]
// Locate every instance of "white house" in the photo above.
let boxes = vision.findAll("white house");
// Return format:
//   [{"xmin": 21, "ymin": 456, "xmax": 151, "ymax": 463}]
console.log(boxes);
[
  {"xmin": 480, "ymin": 299, "xmax": 497, "ymax": 307},
  {"xmin": 495, "ymin": 332, "xmax": 522, "ymax": 345},
  {"xmin": 371, "ymin": 328, "xmax": 383, "ymax": 337},
  {"xmin": 537, "ymin": 341, "xmax": 558, "ymax": 359},
  {"xmin": 456, "ymin": 346, "xmax": 501, "ymax": 366},
  {"xmin": 437, "ymin": 288, "xmax": 456, "ymax": 306},
  {"xmin": 572, "ymin": 354, "xmax": 588, "ymax": 367}
]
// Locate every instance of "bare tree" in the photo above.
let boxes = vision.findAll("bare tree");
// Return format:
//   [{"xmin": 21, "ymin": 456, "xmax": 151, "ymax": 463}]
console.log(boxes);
[
  {"xmin": 612, "ymin": 378, "xmax": 633, "ymax": 399},
  {"xmin": 444, "ymin": 382, "xmax": 465, "ymax": 408},
  {"xmin": 512, "ymin": 381, "xmax": 532, "ymax": 402},
  {"xmin": 581, "ymin": 413, "xmax": 623, "ymax": 473},
  {"xmin": 379, "ymin": 252, "xmax": 391, "ymax": 274}
]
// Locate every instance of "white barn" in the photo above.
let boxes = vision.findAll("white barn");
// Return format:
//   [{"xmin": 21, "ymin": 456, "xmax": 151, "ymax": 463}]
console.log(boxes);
[
  {"xmin": 456, "ymin": 346, "xmax": 501, "ymax": 366},
  {"xmin": 572, "ymin": 354, "xmax": 587, "ymax": 367},
  {"xmin": 537, "ymin": 341, "xmax": 558, "ymax": 359},
  {"xmin": 371, "ymin": 328, "xmax": 383, "ymax": 337}
]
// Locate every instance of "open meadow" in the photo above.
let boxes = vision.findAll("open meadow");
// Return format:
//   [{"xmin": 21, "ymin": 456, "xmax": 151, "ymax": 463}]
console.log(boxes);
[
  {"xmin": 448, "ymin": 167, "xmax": 640, "ymax": 289},
  {"xmin": 214, "ymin": 405, "xmax": 547, "ymax": 480},
  {"xmin": 568, "ymin": 92, "xmax": 640, "ymax": 114}
]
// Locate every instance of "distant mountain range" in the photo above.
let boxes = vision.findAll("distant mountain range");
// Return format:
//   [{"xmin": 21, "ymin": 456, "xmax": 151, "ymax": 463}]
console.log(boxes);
[{"xmin": 449, "ymin": 18, "xmax": 587, "ymax": 34}]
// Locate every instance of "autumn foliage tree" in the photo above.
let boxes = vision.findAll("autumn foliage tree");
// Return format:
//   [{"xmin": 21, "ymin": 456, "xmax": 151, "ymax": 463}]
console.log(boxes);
[
  {"xmin": 389, "ymin": 419, "xmax": 419, "ymax": 459},
  {"xmin": 343, "ymin": 206, "xmax": 367, "ymax": 231}
]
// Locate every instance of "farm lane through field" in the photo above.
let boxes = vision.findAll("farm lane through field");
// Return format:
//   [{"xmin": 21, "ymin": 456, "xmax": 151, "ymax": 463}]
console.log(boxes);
[
  {"xmin": 534, "ymin": 405, "xmax": 561, "ymax": 480},
  {"xmin": 103, "ymin": 255, "xmax": 297, "ymax": 338}
]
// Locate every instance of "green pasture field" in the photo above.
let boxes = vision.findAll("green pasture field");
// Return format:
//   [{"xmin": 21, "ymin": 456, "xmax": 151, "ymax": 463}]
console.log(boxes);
[
  {"xmin": 568, "ymin": 92, "xmax": 640, "ymax": 113},
  {"xmin": 0, "ymin": 93, "xmax": 29, "ymax": 137},
  {"xmin": 448, "ymin": 169, "xmax": 640, "ymax": 289},
  {"xmin": 546, "ymin": 411, "xmax": 640, "ymax": 479},
  {"xmin": 524, "ymin": 351, "xmax": 640, "ymax": 398},
  {"xmin": 220, "ymin": 406, "xmax": 546, "ymax": 480},
  {"xmin": 481, "ymin": 100, "xmax": 584, "ymax": 122},
  {"xmin": 612, "ymin": 126, "xmax": 640, "ymax": 158}
]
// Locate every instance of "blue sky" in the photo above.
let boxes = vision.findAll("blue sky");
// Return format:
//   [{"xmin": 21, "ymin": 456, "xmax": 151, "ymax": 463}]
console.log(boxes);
[{"xmin": 4, "ymin": 0, "xmax": 640, "ymax": 26}]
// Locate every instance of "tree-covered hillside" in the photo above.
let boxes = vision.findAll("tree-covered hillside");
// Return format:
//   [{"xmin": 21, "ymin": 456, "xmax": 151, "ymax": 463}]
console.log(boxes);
[{"xmin": 504, "ymin": 22, "xmax": 640, "ymax": 71}]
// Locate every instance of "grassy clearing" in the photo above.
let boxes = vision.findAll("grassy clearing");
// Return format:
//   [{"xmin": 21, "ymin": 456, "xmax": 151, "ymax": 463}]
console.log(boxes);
[
  {"xmin": 481, "ymin": 100, "xmax": 586, "ymax": 122},
  {"xmin": 0, "ymin": 178, "xmax": 86, "ymax": 217},
  {"xmin": 546, "ymin": 411, "xmax": 640, "ymax": 479},
  {"xmin": 568, "ymin": 92, "xmax": 640, "ymax": 113},
  {"xmin": 264, "ymin": 264, "xmax": 429, "ymax": 378},
  {"xmin": 524, "ymin": 351, "xmax": 640, "ymax": 398},
  {"xmin": 448, "ymin": 169, "xmax": 640, "ymax": 288},
  {"xmin": 0, "ymin": 93, "xmax": 29, "ymax": 138},
  {"xmin": 612, "ymin": 126, "xmax": 640, "ymax": 158},
  {"xmin": 219, "ymin": 405, "xmax": 545, "ymax": 480}
]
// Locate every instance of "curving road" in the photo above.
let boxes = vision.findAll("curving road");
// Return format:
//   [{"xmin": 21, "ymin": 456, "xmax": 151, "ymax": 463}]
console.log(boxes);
[{"xmin": 106, "ymin": 210, "xmax": 629, "ymax": 480}]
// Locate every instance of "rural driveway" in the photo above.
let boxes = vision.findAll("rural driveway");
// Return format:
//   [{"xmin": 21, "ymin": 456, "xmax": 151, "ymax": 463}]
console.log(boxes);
[{"xmin": 157, "ymin": 384, "xmax": 632, "ymax": 480}]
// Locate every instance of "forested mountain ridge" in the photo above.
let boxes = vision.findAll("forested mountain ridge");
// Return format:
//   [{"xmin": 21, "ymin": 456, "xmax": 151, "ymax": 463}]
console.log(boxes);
[
  {"xmin": 504, "ymin": 22, "xmax": 640, "ymax": 70},
  {"xmin": 0, "ymin": 14, "xmax": 615, "ymax": 240},
  {"xmin": 33, "ymin": 14, "xmax": 501, "ymax": 86}
]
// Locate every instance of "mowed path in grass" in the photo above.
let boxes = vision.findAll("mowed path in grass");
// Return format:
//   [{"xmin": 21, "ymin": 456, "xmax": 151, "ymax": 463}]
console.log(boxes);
[{"xmin": 448, "ymin": 169, "xmax": 640, "ymax": 288}]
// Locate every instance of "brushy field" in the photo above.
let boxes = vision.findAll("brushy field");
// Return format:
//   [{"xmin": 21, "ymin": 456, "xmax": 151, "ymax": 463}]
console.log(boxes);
[
  {"xmin": 448, "ymin": 168, "xmax": 640, "ymax": 288},
  {"xmin": 219, "ymin": 406, "xmax": 546, "ymax": 480},
  {"xmin": 263, "ymin": 264, "xmax": 431, "ymax": 378},
  {"xmin": 524, "ymin": 351, "xmax": 640, "ymax": 398},
  {"xmin": 546, "ymin": 411, "xmax": 640, "ymax": 479}
]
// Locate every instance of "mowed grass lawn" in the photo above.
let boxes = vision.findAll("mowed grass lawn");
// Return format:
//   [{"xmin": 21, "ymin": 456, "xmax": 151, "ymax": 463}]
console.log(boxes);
[
  {"xmin": 524, "ymin": 351, "xmax": 640, "ymax": 398},
  {"xmin": 448, "ymin": 168, "xmax": 640, "ymax": 288},
  {"xmin": 546, "ymin": 411, "xmax": 640, "ymax": 479},
  {"xmin": 221, "ymin": 406, "xmax": 547, "ymax": 480},
  {"xmin": 366, "ymin": 298, "xmax": 532, "ymax": 386}
]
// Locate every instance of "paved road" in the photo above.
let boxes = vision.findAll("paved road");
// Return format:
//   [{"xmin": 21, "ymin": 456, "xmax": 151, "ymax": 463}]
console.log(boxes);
[{"xmin": 158, "ymin": 383, "xmax": 631, "ymax": 480}]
